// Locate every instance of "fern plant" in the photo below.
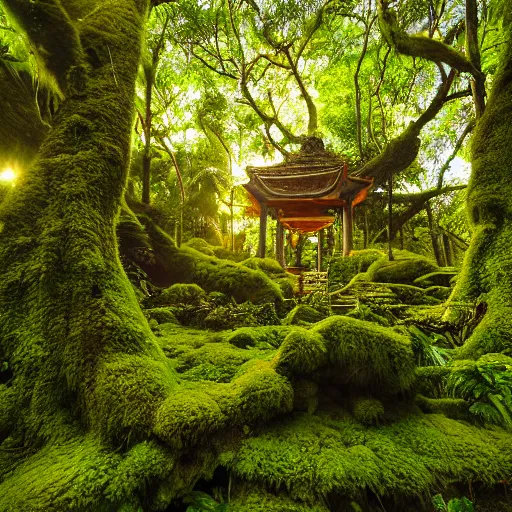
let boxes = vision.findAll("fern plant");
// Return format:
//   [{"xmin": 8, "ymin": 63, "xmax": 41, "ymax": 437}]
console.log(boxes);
[
  {"xmin": 184, "ymin": 491, "xmax": 228, "ymax": 512},
  {"xmin": 446, "ymin": 357, "xmax": 512, "ymax": 430},
  {"xmin": 432, "ymin": 494, "xmax": 474, "ymax": 512}
]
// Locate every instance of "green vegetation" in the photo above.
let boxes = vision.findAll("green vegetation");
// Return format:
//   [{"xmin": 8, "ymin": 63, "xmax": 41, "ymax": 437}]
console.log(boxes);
[{"xmin": 1, "ymin": 0, "xmax": 512, "ymax": 510}]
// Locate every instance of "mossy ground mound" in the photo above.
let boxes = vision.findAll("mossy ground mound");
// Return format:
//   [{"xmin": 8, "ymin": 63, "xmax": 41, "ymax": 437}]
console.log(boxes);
[
  {"xmin": 222, "ymin": 411, "xmax": 512, "ymax": 507},
  {"xmin": 140, "ymin": 220, "xmax": 283, "ymax": 304},
  {"xmin": 311, "ymin": 316, "xmax": 416, "ymax": 394}
]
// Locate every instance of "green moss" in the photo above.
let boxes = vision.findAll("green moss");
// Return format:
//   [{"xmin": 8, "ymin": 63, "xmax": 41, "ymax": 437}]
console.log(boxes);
[
  {"xmin": 345, "ymin": 304, "xmax": 390, "ymax": 326},
  {"xmin": 184, "ymin": 238, "xmax": 216, "ymax": 256},
  {"xmin": 352, "ymin": 397, "xmax": 385, "ymax": 425},
  {"xmin": 283, "ymin": 304, "xmax": 326, "ymax": 325},
  {"xmin": 329, "ymin": 250, "xmax": 384, "ymax": 289},
  {"xmin": 274, "ymin": 329, "xmax": 328, "ymax": 375},
  {"xmin": 175, "ymin": 342, "xmax": 256, "ymax": 383},
  {"xmin": 367, "ymin": 253, "xmax": 438, "ymax": 284},
  {"xmin": 159, "ymin": 283, "xmax": 206, "ymax": 306},
  {"xmin": 424, "ymin": 286, "xmax": 452, "ymax": 301},
  {"xmin": 90, "ymin": 354, "xmax": 175, "ymax": 443},
  {"xmin": 154, "ymin": 361, "xmax": 293, "ymax": 449},
  {"xmin": 414, "ymin": 271, "xmax": 457, "ymax": 288},
  {"xmin": 242, "ymin": 257, "xmax": 285, "ymax": 275},
  {"xmin": 415, "ymin": 395, "xmax": 469, "ymax": 420},
  {"xmin": 142, "ymin": 221, "xmax": 283, "ymax": 304},
  {"xmin": 385, "ymin": 283, "xmax": 427, "ymax": 304},
  {"xmin": 229, "ymin": 483, "xmax": 329, "ymax": 511},
  {"xmin": 226, "ymin": 326, "xmax": 295, "ymax": 349},
  {"xmin": 311, "ymin": 316, "xmax": 416, "ymax": 394},
  {"xmin": 224, "ymin": 411, "xmax": 512, "ymax": 503},
  {"xmin": 143, "ymin": 307, "xmax": 179, "ymax": 325}
]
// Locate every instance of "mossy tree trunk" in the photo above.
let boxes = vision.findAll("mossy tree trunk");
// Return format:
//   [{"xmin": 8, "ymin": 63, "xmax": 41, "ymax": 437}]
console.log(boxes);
[
  {"xmin": 0, "ymin": 0, "xmax": 174, "ymax": 508},
  {"xmin": 447, "ymin": 16, "xmax": 512, "ymax": 358},
  {"xmin": 0, "ymin": 7, "xmax": 292, "ymax": 509}
]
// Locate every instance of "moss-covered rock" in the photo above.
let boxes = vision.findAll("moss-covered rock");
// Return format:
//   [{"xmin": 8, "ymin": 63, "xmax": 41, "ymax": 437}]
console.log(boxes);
[
  {"xmin": 311, "ymin": 316, "xmax": 416, "ymax": 394},
  {"xmin": 159, "ymin": 284, "xmax": 207, "ymax": 306},
  {"xmin": 242, "ymin": 257, "xmax": 285, "ymax": 275},
  {"xmin": 142, "ymin": 222, "xmax": 284, "ymax": 304},
  {"xmin": 154, "ymin": 361, "xmax": 293, "ymax": 449},
  {"xmin": 329, "ymin": 250, "xmax": 385, "ymax": 289},
  {"xmin": 143, "ymin": 307, "xmax": 179, "ymax": 325},
  {"xmin": 292, "ymin": 379, "xmax": 319, "ymax": 414},
  {"xmin": 283, "ymin": 304, "xmax": 326, "ymax": 325},
  {"xmin": 274, "ymin": 329, "xmax": 328, "ymax": 375},
  {"xmin": 225, "ymin": 326, "xmax": 295, "ymax": 349},
  {"xmin": 367, "ymin": 253, "xmax": 438, "ymax": 284},
  {"xmin": 352, "ymin": 397, "xmax": 385, "ymax": 425}
]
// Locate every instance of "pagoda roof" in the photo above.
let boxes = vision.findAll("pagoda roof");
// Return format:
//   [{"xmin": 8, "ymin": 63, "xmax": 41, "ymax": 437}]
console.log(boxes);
[{"xmin": 243, "ymin": 138, "xmax": 372, "ymax": 232}]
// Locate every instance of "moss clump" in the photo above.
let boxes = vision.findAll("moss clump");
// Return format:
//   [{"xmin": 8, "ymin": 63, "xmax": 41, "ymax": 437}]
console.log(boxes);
[
  {"xmin": 229, "ymin": 483, "xmax": 329, "ymax": 511},
  {"xmin": 184, "ymin": 238, "xmax": 216, "ymax": 256},
  {"xmin": 367, "ymin": 252, "xmax": 438, "ymax": 284},
  {"xmin": 283, "ymin": 304, "xmax": 326, "ymax": 325},
  {"xmin": 225, "ymin": 326, "xmax": 295, "ymax": 349},
  {"xmin": 90, "ymin": 354, "xmax": 175, "ymax": 443},
  {"xmin": 158, "ymin": 283, "xmax": 207, "ymax": 307},
  {"xmin": 385, "ymin": 283, "xmax": 427, "ymax": 304},
  {"xmin": 139, "ymin": 220, "xmax": 283, "ymax": 304},
  {"xmin": 274, "ymin": 329, "xmax": 328, "ymax": 375},
  {"xmin": 143, "ymin": 307, "xmax": 179, "ymax": 325},
  {"xmin": 242, "ymin": 257, "xmax": 284, "ymax": 275},
  {"xmin": 415, "ymin": 395, "xmax": 469, "ymax": 421},
  {"xmin": 154, "ymin": 361, "xmax": 293, "ymax": 449},
  {"xmin": 329, "ymin": 250, "xmax": 384, "ymax": 289},
  {"xmin": 312, "ymin": 316, "xmax": 416, "ymax": 393},
  {"xmin": 174, "ymin": 342, "xmax": 256, "ymax": 383},
  {"xmin": 345, "ymin": 304, "xmax": 390, "ymax": 326},
  {"xmin": 223, "ymin": 411, "xmax": 512, "ymax": 503},
  {"xmin": 352, "ymin": 397, "xmax": 385, "ymax": 425}
]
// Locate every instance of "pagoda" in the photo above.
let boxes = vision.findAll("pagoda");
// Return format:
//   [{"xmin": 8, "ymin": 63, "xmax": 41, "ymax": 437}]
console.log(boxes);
[{"xmin": 244, "ymin": 137, "xmax": 373, "ymax": 267}]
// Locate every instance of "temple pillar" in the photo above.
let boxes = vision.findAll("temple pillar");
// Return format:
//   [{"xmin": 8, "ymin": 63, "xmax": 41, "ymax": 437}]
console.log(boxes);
[
  {"xmin": 317, "ymin": 229, "xmax": 324, "ymax": 271},
  {"xmin": 276, "ymin": 219, "xmax": 285, "ymax": 267},
  {"xmin": 342, "ymin": 202, "xmax": 353, "ymax": 256},
  {"xmin": 258, "ymin": 204, "xmax": 268, "ymax": 258}
]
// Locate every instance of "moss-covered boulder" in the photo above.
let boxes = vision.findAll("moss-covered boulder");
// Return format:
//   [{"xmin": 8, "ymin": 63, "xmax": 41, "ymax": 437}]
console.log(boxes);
[
  {"xmin": 242, "ymin": 257, "xmax": 284, "ymax": 275},
  {"xmin": 311, "ymin": 316, "xmax": 416, "ymax": 394},
  {"xmin": 222, "ymin": 411, "xmax": 512, "ymax": 505},
  {"xmin": 226, "ymin": 326, "xmax": 295, "ymax": 349},
  {"xmin": 274, "ymin": 329, "xmax": 328, "ymax": 375},
  {"xmin": 159, "ymin": 283, "xmax": 206, "ymax": 306},
  {"xmin": 367, "ymin": 252, "xmax": 438, "ymax": 284},
  {"xmin": 283, "ymin": 304, "xmax": 326, "ymax": 325},
  {"xmin": 143, "ymin": 307, "xmax": 179, "ymax": 325},
  {"xmin": 352, "ymin": 397, "xmax": 385, "ymax": 425},
  {"xmin": 183, "ymin": 238, "xmax": 216, "ymax": 256},
  {"xmin": 329, "ymin": 249, "xmax": 385, "ymax": 289}
]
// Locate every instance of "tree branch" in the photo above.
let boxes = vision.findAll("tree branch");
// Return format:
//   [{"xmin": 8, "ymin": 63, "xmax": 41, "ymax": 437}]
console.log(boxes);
[
  {"xmin": 377, "ymin": 0, "xmax": 480, "ymax": 76},
  {"xmin": 3, "ymin": 0, "xmax": 83, "ymax": 89}
]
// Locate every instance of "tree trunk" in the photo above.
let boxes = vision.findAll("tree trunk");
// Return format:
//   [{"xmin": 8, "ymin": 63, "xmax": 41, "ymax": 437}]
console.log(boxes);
[
  {"xmin": 426, "ymin": 201, "xmax": 443, "ymax": 266},
  {"xmin": 446, "ymin": 28, "xmax": 512, "ymax": 358},
  {"xmin": 0, "ymin": 2, "xmax": 292, "ymax": 508}
]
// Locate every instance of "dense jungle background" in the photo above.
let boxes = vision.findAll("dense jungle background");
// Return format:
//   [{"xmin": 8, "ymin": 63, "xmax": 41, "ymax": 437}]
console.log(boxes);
[{"xmin": 0, "ymin": 0, "xmax": 512, "ymax": 510}]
